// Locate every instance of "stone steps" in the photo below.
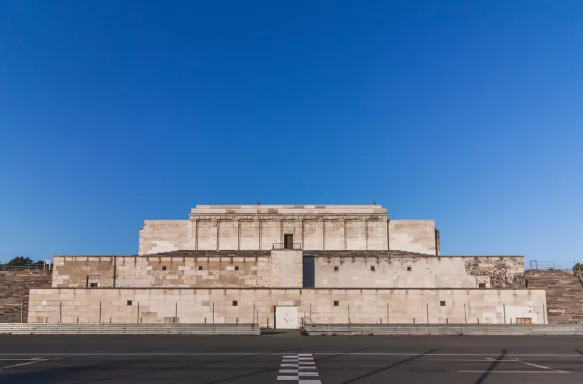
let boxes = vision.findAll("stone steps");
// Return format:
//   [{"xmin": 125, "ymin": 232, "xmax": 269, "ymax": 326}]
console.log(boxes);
[
  {"xmin": 0, "ymin": 271, "xmax": 52, "ymax": 323},
  {"xmin": 525, "ymin": 270, "xmax": 583, "ymax": 324}
]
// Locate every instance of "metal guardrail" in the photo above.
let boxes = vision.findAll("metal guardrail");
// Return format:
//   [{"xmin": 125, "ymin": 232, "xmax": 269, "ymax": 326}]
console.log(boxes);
[
  {"xmin": 0, "ymin": 323, "xmax": 260, "ymax": 335},
  {"xmin": 271, "ymin": 243, "xmax": 302, "ymax": 250},
  {"xmin": 304, "ymin": 324, "xmax": 583, "ymax": 336},
  {"xmin": 0, "ymin": 264, "xmax": 52, "ymax": 271}
]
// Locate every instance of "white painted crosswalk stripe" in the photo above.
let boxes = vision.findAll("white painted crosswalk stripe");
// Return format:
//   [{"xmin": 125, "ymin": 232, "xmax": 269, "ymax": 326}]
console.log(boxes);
[{"xmin": 276, "ymin": 353, "xmax": 322, "ymax": 383}]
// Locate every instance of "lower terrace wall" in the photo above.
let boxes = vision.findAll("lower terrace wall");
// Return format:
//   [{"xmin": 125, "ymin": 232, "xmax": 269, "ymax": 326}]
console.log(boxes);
[
  {"xmin": 28, "ymin": 288, "xmax": 546, "ymax": 326},
  {"xmin": 52, "ymin": 251, "xmax": 302, "ymax": 289},
  {"xmin": 313, "ymin": 254, "xmax": 525, "ymax": 289},
  {"xmin": 52, "ymin": 251, "xmax": 525, "ymax": 290}
]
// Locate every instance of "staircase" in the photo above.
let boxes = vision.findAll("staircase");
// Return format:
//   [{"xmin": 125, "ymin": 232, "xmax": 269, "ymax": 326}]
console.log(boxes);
[
  {"xmin": 0, "ymin": 270, "xmax": 52, "ymax": 323},
  {"xmin": 525, "ymin": 269, "xmax": 583, "ymax": 324}
]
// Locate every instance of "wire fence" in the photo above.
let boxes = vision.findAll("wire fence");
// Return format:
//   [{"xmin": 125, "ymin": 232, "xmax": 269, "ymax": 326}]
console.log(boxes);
[{"xmin": 0, "ymin": 264, "xmax": 52, "ymax": 271}]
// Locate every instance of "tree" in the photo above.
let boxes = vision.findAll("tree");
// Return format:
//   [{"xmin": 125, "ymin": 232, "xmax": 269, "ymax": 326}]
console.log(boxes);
[
  {"xmin": 574, "ymin": 262, "xmax": 583, "ymax": 273},
  {"xmin": 7, "ymin": 256, "xmax": 34, "ymax": 266}
]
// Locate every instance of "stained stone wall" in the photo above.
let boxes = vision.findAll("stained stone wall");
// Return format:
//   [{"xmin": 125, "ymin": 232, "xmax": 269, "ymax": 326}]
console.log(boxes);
[
  {"xmin": 27, "ymin": 287, "xmax": 547, "ymax": 325},
  {"xmin": 52, "ymin": 251, "xmax": 524, "ymax": 290},
  {"xmin": 313, "ymin": 253, "xmax": 524, "ymax": 289},
  {"xmin": 52, "ymin": 250, "xmax": 302, "ymax": 289},
  {"xmin": 138, "ymin": 205, "xmax": 439, "ymax": 255}
]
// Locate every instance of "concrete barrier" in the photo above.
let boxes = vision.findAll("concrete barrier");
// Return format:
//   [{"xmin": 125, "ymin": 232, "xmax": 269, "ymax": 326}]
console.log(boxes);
[
  {"xmin": 0, "ymin": 323, "xmax": 260, "ymax": 335},
  {"xmin": 304, "ymin": 324, "xmax": 583, "ymax": 336}
]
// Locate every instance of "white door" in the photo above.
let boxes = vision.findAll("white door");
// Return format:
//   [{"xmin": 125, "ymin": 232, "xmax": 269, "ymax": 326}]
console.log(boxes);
[{"xmin": 275, "ymin": 306, "xmax": 298, "ymax": 329}]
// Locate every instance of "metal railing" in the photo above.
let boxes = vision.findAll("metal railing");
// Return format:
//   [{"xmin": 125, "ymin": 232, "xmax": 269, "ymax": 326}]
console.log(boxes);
[
  {"xmin": 0, "ymin": 323, "xmax": 260, "ymax": 335},
  {"xmin": 304, "ymin": 323, "xmax": 583, "ymax": 336},
  {"xmin": 271, "ymin": 243, "xmax": 302, "ymax": 250},
  {"xmin": 0, "ymin": 264, "xmax": 52, "ymax": 271},
  {"xmin": 527, "ymin": 260, "xmax": 581, "ymax": 273}
]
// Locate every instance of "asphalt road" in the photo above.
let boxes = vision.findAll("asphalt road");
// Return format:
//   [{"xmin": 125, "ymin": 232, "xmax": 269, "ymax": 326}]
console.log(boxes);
[{"xmin": 0, "ymin": 335, "xmax": 582, "ymax": 383}]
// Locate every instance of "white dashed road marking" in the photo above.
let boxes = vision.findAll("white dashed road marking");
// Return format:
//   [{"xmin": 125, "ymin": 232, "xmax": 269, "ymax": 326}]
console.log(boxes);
[{"xmin": 277, "ymin": 353, "xmax": 321, "ymax": 383}]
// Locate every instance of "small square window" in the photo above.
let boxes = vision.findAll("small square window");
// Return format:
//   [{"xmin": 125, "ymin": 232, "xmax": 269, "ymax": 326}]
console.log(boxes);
[
  {"xmin": 162, "ymin": 266, "xmax": 167, "ymax": 271},
  {"xmin": 234, "ymin": 266, "xmax": 239, "ymax": 271},
  {"xmin": 334, "ymin": 266, "xmax": 339, "ymax": 272},
  {"xmin": 198, "ymin": 266, "xmax": 203, "ymax": 271},
  {"xmin": 89, "ymin": 282, "xmax": 99, "ymax": 288},
  {"xmin": 370, "ymin": 266, "xmax": 376, "ymax": 272},
  {"xmin": 127, "ymin": 300, "xmax": 132, "ymax": 306},
  {"xmin": 440, "ymin": 301, "xmax": 446, "ymax": 307},
  {"xmin": 333, "ymin": 300, "xmax": 339, "ymax": 306},
  {"xmin": 479, "ymin": 283, "xmax": 486, "ymax": 289},
  {"xmin": 407, "ymin": 266, "xmax": 412, "ymax": 272},
  {"xmin": 232, "ymin": 300, "xmax": 238, "ymax": 306}
]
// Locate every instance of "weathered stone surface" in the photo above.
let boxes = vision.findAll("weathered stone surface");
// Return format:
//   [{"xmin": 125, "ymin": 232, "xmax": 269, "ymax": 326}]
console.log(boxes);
[
  {"xmin": 525, "ymin": 270, "xmax": 583, "ymax": 324},
  {"xmin": 0, "ymin": 270, "xmax": 52, "ymax": 323},
  {"xmin": 27, "ymin": 287, "xmax": 547, "ymax": 325},
  {"xmin": 138, "ymin": 205, "xmax": 437, "ymax": 255}
]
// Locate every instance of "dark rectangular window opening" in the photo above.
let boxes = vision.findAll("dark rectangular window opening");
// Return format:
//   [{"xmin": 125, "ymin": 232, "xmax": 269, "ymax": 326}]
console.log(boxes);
[
  {"xmin": 234, "ymin": 266, "xmax": 239, "ymax": 271},
  {"xmin": 89, "ymin": 283, "xmax": 99, "ymax": 288},
  {"xmin": 407, "ymin": 266, "xmax": 412, "ymax": 272},
  {"xmin": 284, "ymin": 234, "xmax": 294, "ymax": 249},
  {"xmin": 198, "ymin": 266, "xmax": 203, "ymax": 271},
  {"xmin": 479, "ymin": 283, "xmax": 486, "ymax": 289},
  {"xmin": 334, "ymin": 266, "xmax": 339, "ymax": 272},
  {"xmin": 440, "ymin": 301, "xmax": 446, "ymax": 307},
  {"xmin": 333, "ymin": 301, "xmax": 339, "ymax": 306},
  {"xmin": 524, "ymin": 279, "xmax": 528, "ymax": 288},
  {"xmin": 303, "ymin": 256, "xmax": 315, "ymax": 288},
  {"xmin": 127, "ymin": 300, "xmax": 133, "ymax": 306},
  {"xmin": 162, "ymin": 266, "xmax": 167, "ymax": 271},
  {"xmin": 370, "ymin": 266, "xmax": 376, "ymax": 272},
  {"xmin": 232, "ymin": 300, "xmax": 238, "ymax": 306}
]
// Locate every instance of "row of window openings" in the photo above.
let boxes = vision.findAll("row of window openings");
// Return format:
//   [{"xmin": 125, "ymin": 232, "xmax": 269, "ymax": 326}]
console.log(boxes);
[
  {"xmin": 330, "ymin": 300, "xmax": 448, "ymax": 306},
  {"xmin": 333, "ymin": 266, "xmax": 413, "ymax": 272},
  {"xmin": 126, "ymin": 300, "xmax": 448, "ymax": 307},
  {"xmin": 160, "ymin": 266, "xmax": 239, "ymax": 271}
]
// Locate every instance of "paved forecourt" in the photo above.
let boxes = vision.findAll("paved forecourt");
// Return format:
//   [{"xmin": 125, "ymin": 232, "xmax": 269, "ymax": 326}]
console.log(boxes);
[{"xmin": 1, "ymin": 335, "xmax": 582, "ymax": 383}]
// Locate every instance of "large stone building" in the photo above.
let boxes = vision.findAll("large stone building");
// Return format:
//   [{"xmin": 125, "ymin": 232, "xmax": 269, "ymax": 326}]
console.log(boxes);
[{"xmin": 27, "ymin": 205, "xmax": 547, "ymax": 328}]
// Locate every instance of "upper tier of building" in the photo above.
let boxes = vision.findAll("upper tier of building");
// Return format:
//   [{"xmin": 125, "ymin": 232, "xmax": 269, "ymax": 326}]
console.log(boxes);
[{"xmin": 139, "ymin": 204, "xmax": 440, "ymax": 255}]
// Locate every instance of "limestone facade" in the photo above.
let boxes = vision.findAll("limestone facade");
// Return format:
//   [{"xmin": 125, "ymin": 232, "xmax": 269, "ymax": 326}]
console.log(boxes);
[
  {"xmin": 25, "ymin": 204, "xmax": 548, "ymax": 326},
  {"xmin": 27, "ymin": 287, "xmax": 546, "ymax": 326},
  {"xmin": 138, "ymin": 205, "xmax": 439, "ymax": 255},
  {"xmin": 51, "ymin": 251, "xmax": 524, "ymax": 290}
]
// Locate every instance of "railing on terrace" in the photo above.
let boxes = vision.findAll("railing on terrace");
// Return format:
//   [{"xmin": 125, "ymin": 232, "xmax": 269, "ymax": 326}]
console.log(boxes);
[
  {"xmin": 271, "ymin": 243, "xmax": 302, "ymax": 250},
  {"xmin": 527, "ymin": 260, "xmax": 582, "ymax": 276},
  {"xmin": 0, "ymin": 264, "xmax": 52, "ymax": 271}
]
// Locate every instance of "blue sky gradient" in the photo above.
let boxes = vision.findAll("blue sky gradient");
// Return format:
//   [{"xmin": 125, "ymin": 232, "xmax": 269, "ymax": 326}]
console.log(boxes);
[{"xmin": 1, "ymin": 1, "xmax": 582, "ymax": 266}]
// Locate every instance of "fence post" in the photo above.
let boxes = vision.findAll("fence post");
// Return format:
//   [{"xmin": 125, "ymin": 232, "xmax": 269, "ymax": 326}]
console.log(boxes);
[
  {"xmin": 99, "ymin": 302, "xmax": 102, "ymax": 323},
  {"xmin": 20, "ymin": 299, "xmax": 23, "ymax": 323},
  {"xmin": 310, "ymin": 303, "xmax": 312, "ymax": 320},
  {"xmin": 59, "ymin": 302, "xmax": 62, "ymax": 323},
  {"xmin": 387, "ymin": 303, "xmax": 389, "ymax": 324},
  {"xmin": 426, "ymin": 303, "xmax": 429, "ymax": 324},
  {"xmin": 253, "ymin": 303, "xmax": 256, "ymax": 324},
  {"xmin": 543, "ymin": 304, "xmax": 546, "ymax": 324},
  {"xmin": 503, "ymin": 304, "xmax": 506, "ymax": 324},
  {"xmin": 137, "ymin": 302, "xmax": 140, "ymax": 323},
  {"xmin": 347, "ymin": 303, "xmax": 351, "ymax": 325},
  {"xmin": 464, "ymin": 303, "xmax": 467, "ymax": 324},
  {"xmin": 213, "ymin": 303, "xmax": 215, "ymax": 324},
  {"xmin": 175, "ymin": 302, "xmax": 178, "ymax": 324}
]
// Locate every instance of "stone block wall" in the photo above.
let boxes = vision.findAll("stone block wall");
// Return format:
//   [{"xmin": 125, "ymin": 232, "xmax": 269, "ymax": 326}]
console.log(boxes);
[
  {"xmin": 138, "ymin": 205, "xmax": 438, "ymax": 254},
  {"xmin": 52, "ymin": 250, "xmax": 301, "ymax": 289},
  {"xmin": 27, "ymin": 287, "xmax": 547, "ymax": 325},
  {"xmin": 312, "ymin": 253, "xmax": 525, "ymax": 289},
  {"xmin": 388, "ymin": 220, "xmax": 437, "ymax": 255},
  {"xmin": 53, "ymin": 251, "xmax": 524, "ymax": 290}
]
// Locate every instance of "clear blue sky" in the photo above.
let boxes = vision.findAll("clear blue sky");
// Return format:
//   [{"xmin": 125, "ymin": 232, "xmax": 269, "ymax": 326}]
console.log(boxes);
[{"xmin": 1, "ymin": 1, "xmax": 581, "ymax": 266}]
